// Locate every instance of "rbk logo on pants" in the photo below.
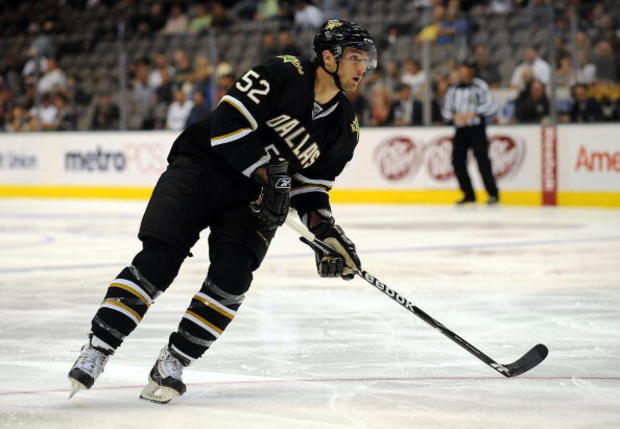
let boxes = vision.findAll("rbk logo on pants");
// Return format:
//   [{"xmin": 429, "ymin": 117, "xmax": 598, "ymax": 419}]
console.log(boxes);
[{"xmin": 275, "ymin": 178, "xmax": 291, "ymax": 190}]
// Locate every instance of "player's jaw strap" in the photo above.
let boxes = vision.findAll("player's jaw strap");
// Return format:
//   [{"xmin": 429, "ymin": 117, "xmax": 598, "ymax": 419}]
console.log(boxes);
[{"xmin": 320, "ymin": 62, "xmax": 343, "ymax": 91}]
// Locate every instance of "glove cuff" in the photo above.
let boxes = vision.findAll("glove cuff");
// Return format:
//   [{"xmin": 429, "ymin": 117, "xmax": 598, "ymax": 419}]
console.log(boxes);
[{"xmin": 309, "ymin": 217, "xmax": 335, "ymax": 239}]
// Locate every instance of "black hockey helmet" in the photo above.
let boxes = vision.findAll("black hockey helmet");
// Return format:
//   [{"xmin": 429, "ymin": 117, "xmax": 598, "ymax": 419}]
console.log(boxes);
[{"xmin": 313, "ymin": 19, "xmax": 377, "ymax": 70}]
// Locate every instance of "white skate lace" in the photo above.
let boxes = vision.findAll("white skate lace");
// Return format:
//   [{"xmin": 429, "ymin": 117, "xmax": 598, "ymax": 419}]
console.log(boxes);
[
  {"xmin": 76, "ymin": 347, "xmax": 107, "ymax": 377},
  {"xmin": 158, "ymin": 348, "xmax": 183, "ymax": 380}
]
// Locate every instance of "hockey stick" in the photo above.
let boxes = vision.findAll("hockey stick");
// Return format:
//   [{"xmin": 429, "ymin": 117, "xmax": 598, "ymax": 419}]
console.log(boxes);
[{"xmin": 285, "ymin": 215, "xmax": 548, "ymax": 378}]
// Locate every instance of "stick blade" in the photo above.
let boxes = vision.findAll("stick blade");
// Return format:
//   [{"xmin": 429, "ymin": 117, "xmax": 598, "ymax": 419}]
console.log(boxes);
[{"xmin": 504, "ymin": 344, "xmax": 548, "ymax": 377}]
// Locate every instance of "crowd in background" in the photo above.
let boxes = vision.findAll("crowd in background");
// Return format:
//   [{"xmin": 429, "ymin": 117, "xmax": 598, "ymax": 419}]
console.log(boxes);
[{"xmin": 1, "ymin": 0, "xmax": 620, "ymax": 132}]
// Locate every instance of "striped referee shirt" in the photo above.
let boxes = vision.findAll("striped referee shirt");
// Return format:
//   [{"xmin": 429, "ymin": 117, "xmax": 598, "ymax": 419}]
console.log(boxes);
[{"xmin": 442, "ymin": 78, "xmax": 497, "ymax": 127}]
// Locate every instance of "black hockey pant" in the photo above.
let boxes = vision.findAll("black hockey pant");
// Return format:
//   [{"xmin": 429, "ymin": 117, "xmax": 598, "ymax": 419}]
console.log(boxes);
[
  {"xmin": 451, "ymin": 124, "xmax": 499, "ymax": 200},
  {"xmin": 90, "ymin": 155, "xmax": 276, "ymax": 362}
]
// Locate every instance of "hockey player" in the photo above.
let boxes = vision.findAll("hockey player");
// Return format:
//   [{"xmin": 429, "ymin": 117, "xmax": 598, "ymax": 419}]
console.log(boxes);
[{"xmin": 68, "ymin": 19, "xmax": 377, "ymax": 403}]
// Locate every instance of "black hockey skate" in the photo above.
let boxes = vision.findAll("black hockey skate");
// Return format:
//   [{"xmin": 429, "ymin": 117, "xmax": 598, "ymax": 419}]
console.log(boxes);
[
  {"xmin": 68, "ymin": 335, "xmax": 112, "ymax": 399},
  {"xmin": 140, "ymin": 346, "xmax": 190, "ymax": 404}
]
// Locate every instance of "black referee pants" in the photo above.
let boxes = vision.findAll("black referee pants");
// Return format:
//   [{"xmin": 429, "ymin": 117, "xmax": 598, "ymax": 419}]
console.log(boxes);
[{"xmin": 451, "ymin": 124, "xmax": 498, "ymax": 201}]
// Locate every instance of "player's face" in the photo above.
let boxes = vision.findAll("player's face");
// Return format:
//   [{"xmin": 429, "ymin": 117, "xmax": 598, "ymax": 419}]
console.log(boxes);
[{"xmin": 338, "ymin": 48, "xmax": 370, "ymax": 91}]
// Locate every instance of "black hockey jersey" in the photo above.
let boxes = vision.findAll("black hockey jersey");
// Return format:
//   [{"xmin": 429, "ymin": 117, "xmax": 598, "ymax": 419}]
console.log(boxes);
[{"xmin": 169, "ymin": 56, "xmax": 360, "ymax": 214}]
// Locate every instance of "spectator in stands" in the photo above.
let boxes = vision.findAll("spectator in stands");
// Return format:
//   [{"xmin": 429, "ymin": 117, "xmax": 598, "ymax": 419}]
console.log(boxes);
[
  {"xmin": 256, "ymin": 0, "xmax": 280, "ymax": 21},
  {"xmin": 569, "ymin": 84, "xmax": 603, "ymax": 123},
  {"xmin": 1, "ymin": 55, "xmax": 21, "ymax": 94},
  {"xmin": 574, "ymin": 31, "xmax": 592, "ymax": 56},
  {"xmin": 214, "ymin": 59, "xmax": 234, "ymax": 81},
  {"xmin": 437, "ymin": 4, "xmax": 469, "ymax": 45},
  {"xmin": 388, "ymin": 83, "xmax": 423, "ymax": 126},
  {"xmin": 379, "ymin": 25, "xmax": 400, "ymax": 58},
  {"xmin": 599, "ymin": 96, "xmax": 619, "ymax": 122},
  {"xmin": 166, "ymin": 89, "xmax": 193, "ymax": 130},
  {"xmin": 161, "ymin": 4, "xmax": 188, "ymax": 35},
  {"xmin": 144, "ymin": 93, "xmax": 169, "ymax": 130},
  {"xmin": 555, "ymin": 55, "xmax": 573, "ymax": 89},
  {"xmin": 36, "ymin": 57, "xmax": 67, "ymax": 95},
  {"xmin": 211, "ymin": 2, "xmax": 232, "ymax": 29},
  {"xmin": 591, "ymin": 40, "xmax": 617, "ymax": 83},
  {"xmin": 27, "ymin": 21, "xmax": 55, "ymax": 59},
  {"xmin": 346, "ymin": 88, "xmax": 370, "ymax": 126},
  {"xmin": 215, "ymin": 73, "xmax": 235, "ymax": 102},
  {"xmin": 22, "ymin": 54, "xmax": 48, "ymax": 86},
  {"xmin": 277, "ymin": 29, "xmax": 303, "ymax": 58},
  {"xmin": 431, "ymin": 76, "xmax": 450, "ymax": 124},
  {"xmin": 0, "ymin": 86, "xmax": 14, "ymax": 127},
  {"xmin": 586, "ymin": 1, "xmax": 606, "ymax": 25},
  {"xmin": 574, "ymin": 50, "xmax": 596, "ymax": 85},
  {"xmin": 29, "ymin": 94, "xmax": 58, "ymax": 130},
  {"xmin": 369, "ymin": 84, "xmax": 392, "ymax": 126},
  {"xmin": 473, "ymin": 45, "xmax": 501, "ymax": 88},
  {"xmin": 132, "ymin": 60, "xmax": 154, "ymax": 107},
  {"xmin": 514, "ymin": 79, "xmax": 549, "ymax": 123},
  {"xmin": 294, "ymin": 0, "xmax": 325, "ymax": 29},
  {"xmin": 401, "ymin": 59, "xmax": 425, "ymax": 97},
  {"xmin": 91, "ymin": 93, "xmax": 120, "ymax": 130},
  {"xmin": 173, "ymin": 50, "xmax": 193, "ymax": 87},
  {"xmin": 273, "ymin": 1, "xmax": 295, "ymax": 24},
  {"xmin": 185, "ymin": 91, "xmax": 209, "ymax": 127},
  {"xmin": 510, "ymin": 46, "xmax": 551, "ymax": 90},
  {"xmin": 260, "ymin": 33, "xmax": 279, "ymax": 62},
  {"xmin": 416, "ymin": 4, "xmax": 444, "ymax": 44},
  {"xmin": 590, "ymin": 13, "xmax": 619, "ymax": 49},
  {"xmin": 6, "ymin": 106, "xmax": 33, "ymax": 132},
  {"xmin": 15, "ymin": 84, "xmax": 36, "ymax": 111},
  {"xmin": 155, "ymin": 68, "xmax": 175, "ymax": 104},
  {"xmin": 188, "ymin": 3, "xmax": 212, "ymax": 34},
  {"xmin": 383, "ymin": 59, "xmax": 402, "ymax": 93},
  {"xmin": 188, "ymin": 56, "xmax": 214, "ymax": 108},
  {"xmin": 53, "ymin": 92, "xmax": 76, "ymax": 131},
  {"xmin": 64, "ymin": 74, "xmax": 90, "ymax": 107},
  {"xmin": 145, "ymin": 3, "xmax": 167, "ymax": 33},
  {"xmin": 148, "ymin": 54, "xmax": 176, "ymax": 89}
]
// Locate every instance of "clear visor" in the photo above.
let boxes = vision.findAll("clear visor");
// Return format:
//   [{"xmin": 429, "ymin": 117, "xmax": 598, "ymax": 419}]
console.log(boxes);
[{"xmin": 340, "ymin": 44, "xmax": 378, "ymax": 70}]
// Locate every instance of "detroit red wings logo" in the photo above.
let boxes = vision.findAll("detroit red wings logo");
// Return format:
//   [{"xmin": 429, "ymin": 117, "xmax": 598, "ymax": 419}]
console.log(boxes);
[
  {"xmin": 374, "ymin": 136, "xmax": 424, "ymax": 181},
  {"xmin": 426, "ymin": 136, "xmax": 454, "ymax": 181},
  {"xmin": 426, "ymin": 134, "xmax": 526, "ymax": 181},
  {"xmin": 487, "ymin": 134, "xmax": 526, "ymax": 179}
]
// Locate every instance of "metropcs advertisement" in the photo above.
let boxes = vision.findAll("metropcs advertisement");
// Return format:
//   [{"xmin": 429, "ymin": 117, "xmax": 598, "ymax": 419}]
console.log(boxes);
[
  {"xmin": 0, "ymin": 125, "xmax": 619, "ymax": 206},
  {"xmin": 0, "ymin": 132, "xmax": 176, "ymax": 186}
]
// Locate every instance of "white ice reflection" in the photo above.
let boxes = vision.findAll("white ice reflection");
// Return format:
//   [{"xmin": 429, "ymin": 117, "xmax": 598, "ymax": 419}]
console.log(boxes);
[{"xmin": 1, "ymin": 199, "xmax": 619, "ymax": 428}]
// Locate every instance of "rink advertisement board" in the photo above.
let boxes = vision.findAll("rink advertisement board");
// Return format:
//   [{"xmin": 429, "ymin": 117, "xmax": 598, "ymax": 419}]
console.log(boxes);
[
  {"xmin": 0, "ymin": 132, "xmax": 176, "ymax": 198},
  {"xmin": 335, "ymin": 126, "xmax": 540, "ymax": 205},
  {"xmin": 0, "ymin": 126, "xmax": 618, "ymax": 207}
]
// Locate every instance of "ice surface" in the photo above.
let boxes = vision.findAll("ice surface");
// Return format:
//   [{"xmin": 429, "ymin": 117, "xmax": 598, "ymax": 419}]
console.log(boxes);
[{"xmin": 1, "ymin": 199, "xmax": 619, "ymax": 428}]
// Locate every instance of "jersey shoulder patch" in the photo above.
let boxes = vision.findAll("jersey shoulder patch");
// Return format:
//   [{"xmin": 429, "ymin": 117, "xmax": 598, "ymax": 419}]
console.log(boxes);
[
  {"xmin": 338, "ymin": 93, "xmax": 360, "ymax": 143},
  {"xmin": 350, "ymin": 115, "xmax": 360, "ymax": 140},
  {"xmin": 275, "ymin": 55, "xmax": 305, "ymax": 75}
]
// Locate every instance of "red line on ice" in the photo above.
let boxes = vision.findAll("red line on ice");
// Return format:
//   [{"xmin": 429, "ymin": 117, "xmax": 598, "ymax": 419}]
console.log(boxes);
[{"xmin": 1, "ymin": 376, "xmax": 619, "ymax": 397}]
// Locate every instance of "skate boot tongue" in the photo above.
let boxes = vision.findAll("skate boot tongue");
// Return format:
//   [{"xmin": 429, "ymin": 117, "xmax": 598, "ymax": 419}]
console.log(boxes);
[
  {"xmin": 67, "ymin": 336, "xmax": 113, "ymax": 399},
  {"xmin": 140, "ymin": 346, "xmax": 189, "ymax": 404}
]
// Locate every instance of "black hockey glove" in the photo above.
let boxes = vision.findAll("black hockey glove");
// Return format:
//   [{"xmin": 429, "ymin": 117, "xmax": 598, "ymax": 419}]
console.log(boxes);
[
  {"xmin": 307, "ymin": 219, "xmax": 361, "ymax": 280},
  {"xmin": 249, "ymin": 160, "xmax": 291, "ymax": 229}
]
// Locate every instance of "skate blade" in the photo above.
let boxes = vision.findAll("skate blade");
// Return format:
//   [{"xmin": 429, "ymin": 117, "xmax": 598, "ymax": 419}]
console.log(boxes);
[
  {"xmin": 68, "ymin": 379, "xmax": 87, "ymax": 399},
  {"xmin": 139, "ymin": 380, "xmax": 179, "ymax": 404}
]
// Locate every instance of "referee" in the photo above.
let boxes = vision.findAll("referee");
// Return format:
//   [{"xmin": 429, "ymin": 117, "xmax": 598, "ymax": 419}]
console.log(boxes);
[{"xmin": 442, "ymin": 61, "xmax": 499, "ymax": 205}]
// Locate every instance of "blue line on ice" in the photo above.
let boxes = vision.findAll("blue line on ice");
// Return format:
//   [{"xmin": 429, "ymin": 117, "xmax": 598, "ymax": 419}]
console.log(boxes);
[{"xmin": 2, "ymin": 236, "xmax": 619, "ymax": 274}]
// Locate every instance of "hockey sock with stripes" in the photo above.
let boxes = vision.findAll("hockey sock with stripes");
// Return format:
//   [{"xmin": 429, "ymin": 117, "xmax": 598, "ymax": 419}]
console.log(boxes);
[
  {"xmin": 90, "ymin": 265, "xmax": 161, "ymax": 351},
  {"xmin": 168, "ymin": 278, "xmax": 245, "ymax": 364}
]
